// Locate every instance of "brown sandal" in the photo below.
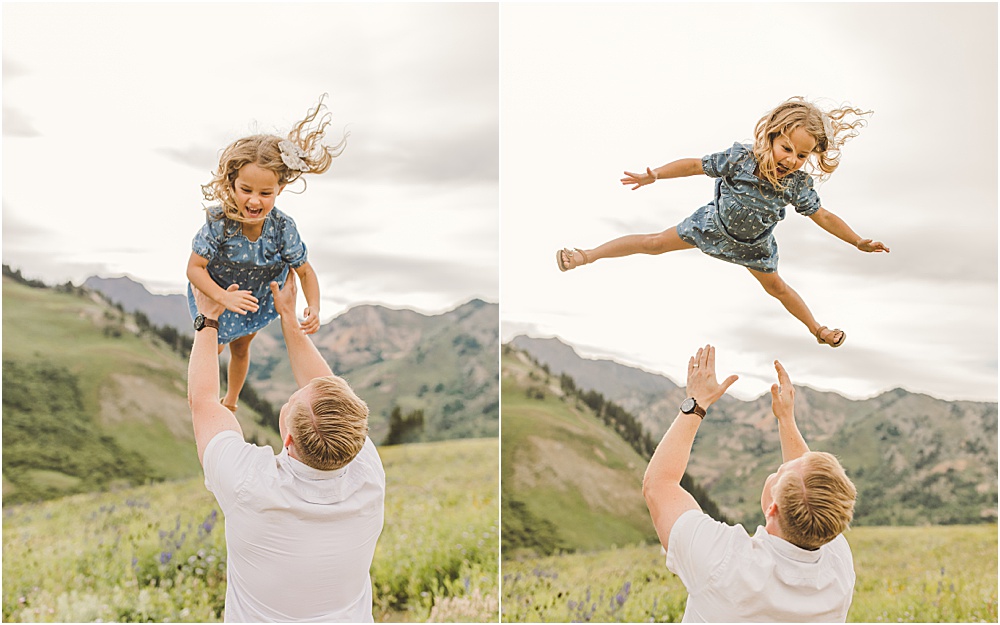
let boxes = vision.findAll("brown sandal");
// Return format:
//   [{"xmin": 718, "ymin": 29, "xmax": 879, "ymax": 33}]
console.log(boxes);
[
  {"xmin": 815, "ymin": 326, "xmax": 846, "ymax": 348},
  {"xmin": 556, "ymin": 248, "xmax": 589, "ymax": 272}
]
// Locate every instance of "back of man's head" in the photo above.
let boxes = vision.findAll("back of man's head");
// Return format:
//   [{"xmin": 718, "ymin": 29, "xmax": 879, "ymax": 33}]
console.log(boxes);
[
  {"xmin": 289, "ymin": 376, "xmax": 369, "ymax": 471},
  {"xmin": 774, "ymin": 451, "xmax": 857, "ymax": 550}
]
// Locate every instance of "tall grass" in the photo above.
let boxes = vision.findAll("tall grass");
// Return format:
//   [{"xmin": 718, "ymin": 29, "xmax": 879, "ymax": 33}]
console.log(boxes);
[
  {"xmin": 3, "ymin": 438, "xmax": 499, "ymax": 622},
  {"xmin": 501, "ymin": 525, "xmax": 997, "ymax": 622}
]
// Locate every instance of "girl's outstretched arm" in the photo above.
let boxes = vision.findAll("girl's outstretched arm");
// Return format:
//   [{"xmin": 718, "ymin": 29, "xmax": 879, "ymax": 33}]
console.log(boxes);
[
  {"xmin": 292, "ymin": 261, "xmax": 321, "ymax": 334},
  {"xmin": 622, "ymin": 158, "xmax": 704, "ymax": 190},
  {"xmin": 808, "ymin": 207, "xmax": 890, "ymax": 253}
]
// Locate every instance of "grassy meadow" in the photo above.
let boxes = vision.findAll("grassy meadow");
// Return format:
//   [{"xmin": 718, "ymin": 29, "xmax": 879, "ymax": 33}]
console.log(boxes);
[
  {"xmin": 501, "ymin": 524, "xmax": 998, "ymax": 622},
  {"xmin": 2, "ymin": 438, "xmax": 499, "ymax": 623}
]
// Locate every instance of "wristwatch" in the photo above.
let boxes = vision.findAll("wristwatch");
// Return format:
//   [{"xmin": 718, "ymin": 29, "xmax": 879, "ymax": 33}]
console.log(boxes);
[
  {"xmin": 680, "ymin": 397, "xmax": 706, "ymax": 419},
  {"xmin": 193, "ymin": 313, "xmax": 219, "ymax": 332}
]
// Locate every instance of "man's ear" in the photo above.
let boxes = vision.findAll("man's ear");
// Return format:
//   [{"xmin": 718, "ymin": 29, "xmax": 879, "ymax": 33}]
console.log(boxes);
[
  {"xmin": 765, "ymin": 502, "xmax": 780, "ymax": 520},
  {"xmin": 283, "ymin": 432, "xmax": 294, "ymax": 449}
]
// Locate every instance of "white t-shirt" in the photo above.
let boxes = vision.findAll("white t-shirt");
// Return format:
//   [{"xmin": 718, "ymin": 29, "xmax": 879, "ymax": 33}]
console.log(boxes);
[
  {"xmin": 203, "ymin": 431, "xmax": 386, "ymax": 623},
  {"xmin": 666, "ymin": 509, "xmax": 855, "ymax": 622}
]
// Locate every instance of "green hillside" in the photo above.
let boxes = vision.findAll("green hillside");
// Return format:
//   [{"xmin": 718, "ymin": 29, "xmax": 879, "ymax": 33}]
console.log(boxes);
[
  {"xmin": 502, "ymin": 349, "xmax": 658, "ymax": 557},
  {"xmin": 3, "ymin": 438, "xmax": 499, "ymax": 623},
  {"xmin": 2, "ymin": 276, "xmax": 279, "ymax": 504}
]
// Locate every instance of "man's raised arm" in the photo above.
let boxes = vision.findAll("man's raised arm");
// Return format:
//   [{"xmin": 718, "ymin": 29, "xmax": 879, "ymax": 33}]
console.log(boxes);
[
  {"xmin": 770, "ymin": 360, "xmax": 809, "ymax": 463},
  {"xmin": 643, "ymin": 345, "xmax": 738, "ymax": 551},
  {"xmin": 270, "ymin": 273, "xmax": 334, "ymax": 388},
  {"xmin": 188, "ymin": 284, "xmax": 244, "ymax": 465}
]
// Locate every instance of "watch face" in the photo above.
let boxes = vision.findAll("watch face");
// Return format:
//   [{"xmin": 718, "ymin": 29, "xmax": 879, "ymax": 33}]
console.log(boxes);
[
  {"xmin": 680, "ymin": 397, "xmax": 695, "ymax": 413},
  {"xmin": 194, "ymin": 314, "xmax": 205, "ymax": 331}
]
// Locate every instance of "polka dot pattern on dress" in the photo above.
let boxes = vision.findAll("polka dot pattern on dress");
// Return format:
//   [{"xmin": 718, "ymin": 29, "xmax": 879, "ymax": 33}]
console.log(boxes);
[
  {"xmin": 187, "ymin": 206, "xmax": 308, "ymax": 344},
  {"xmin": 677, "ymin": 142, "xmax": 821, "ymax": 273}
]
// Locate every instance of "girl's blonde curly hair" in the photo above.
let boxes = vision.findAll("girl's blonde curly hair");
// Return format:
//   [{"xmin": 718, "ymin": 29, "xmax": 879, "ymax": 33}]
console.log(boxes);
[
  {"xmin": 202, "ymin": 93, "xmax": 347, "ymax": 224},
  {"xmin": 753, "ymin": 96, "xmax": 872, "ymax": 189}
]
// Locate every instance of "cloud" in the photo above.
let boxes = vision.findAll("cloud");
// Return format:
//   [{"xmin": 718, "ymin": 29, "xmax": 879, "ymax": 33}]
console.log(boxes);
[
  {"xmin": 2, "ymin": 107, "xmax": 40, "ymax": 137},
  {"xmin": 2, "ymin": 58, "xmax": 28, "ymax": 80},
  {"xmin": 2, "ymin": 201, "xmax": 52, "ymax": 242},
  {"xmin": 317, "ymin": 249, "xmax": 498, "ymax": 304},
  {"xmin": 1, "ymin": 247, "xmax": 111, "ymax": 287},
  {"xmin": 153, "ymin": 144, "xmax": 222, "ymax": 171},
  {"xmin": 340, "ymin": 122, "xmax": 499, "ymax": 186}
]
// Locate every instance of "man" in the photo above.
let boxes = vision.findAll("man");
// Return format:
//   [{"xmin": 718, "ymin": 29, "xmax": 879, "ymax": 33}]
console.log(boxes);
[
  {"xmin": 188, "ymin": 273, "xmax": 385, "ymax": 622},
  {"xmin": 643, "ymin": 345, "xmax": 857, "ymax": 622}
]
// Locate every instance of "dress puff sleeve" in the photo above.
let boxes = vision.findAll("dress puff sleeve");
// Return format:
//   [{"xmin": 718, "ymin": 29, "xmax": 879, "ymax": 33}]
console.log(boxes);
[
  {"xmin": 790, "ymin": 174, "xmax": 822, "ymax": 216},
  {"xmin": 701, "ymin": 142, "xmax": 751, "ymax": 179},
  {"xmin": 191, "ymin": 208, "xmax": 226, "ymax": 261},
  {"xmin": 277, "ymin": 212, "xmax": 309, "ymax": 268}
]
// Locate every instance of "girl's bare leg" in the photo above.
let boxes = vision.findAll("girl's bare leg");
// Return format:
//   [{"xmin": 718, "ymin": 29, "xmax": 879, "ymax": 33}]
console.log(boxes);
[
  {"xmin": 221, "ymin": 332, "xmax": 257, "ymax": 410},
  {"xmin": 748, "ymin": 269, "xmax": 841, "ymax": 342},
  {"xmin": 561, "ymin": 226, "xmax": 694, "ymax": 268}
]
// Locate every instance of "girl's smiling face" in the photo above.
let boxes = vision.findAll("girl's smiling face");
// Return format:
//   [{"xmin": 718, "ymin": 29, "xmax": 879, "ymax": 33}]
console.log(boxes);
[
  {"xmin": 771, "ymin": 126, "xmax": 818, "ymax": 177},
  {"xmin": 232, "ymin": 163, "xmax": 284, "ymax": 222}
]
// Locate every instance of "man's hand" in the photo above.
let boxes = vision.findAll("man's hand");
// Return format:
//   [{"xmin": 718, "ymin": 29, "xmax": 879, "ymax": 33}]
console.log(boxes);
[
  {"xmin": 686, "ymin": 344, "xmax": 739, "ymax": 409},
  {"xmin": 270, "ymin": 272, "xmax": 298, "ymax": 321},
  {"xmin": 770, "ymin": 359, "xmax": 809, "ymax": 461},
  {"xmin": 193, "ymin": 283, "xmax": 233, "ymax": 320},
  {"xmin": 769, "ymin": 360, "xmax": 795, "ymax": 422}
]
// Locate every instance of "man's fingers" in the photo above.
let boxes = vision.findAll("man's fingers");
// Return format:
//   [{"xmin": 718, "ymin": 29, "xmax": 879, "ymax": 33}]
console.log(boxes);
[
  {"xmin": 774, "ymin": 360, "xmax": 791, "ymax": 386},
  {"xmin": 720, "ymin": 374, "xmax": 739, "ymax": 393}
]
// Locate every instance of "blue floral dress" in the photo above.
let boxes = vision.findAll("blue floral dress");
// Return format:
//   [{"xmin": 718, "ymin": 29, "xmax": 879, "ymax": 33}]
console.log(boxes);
[
  {"xmin": 187, "ymin": 207, "xmax": 308, "ymax": 344},
  {"xmin": 676, "ymin": 142, "xmax": 822, "ymax": 273}
]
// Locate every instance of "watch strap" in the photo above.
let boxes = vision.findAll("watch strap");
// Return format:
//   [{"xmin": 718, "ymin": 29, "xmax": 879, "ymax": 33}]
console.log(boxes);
[{"xmin": 681, "ymin": 397, "xmax": 707, "ymax": 419}]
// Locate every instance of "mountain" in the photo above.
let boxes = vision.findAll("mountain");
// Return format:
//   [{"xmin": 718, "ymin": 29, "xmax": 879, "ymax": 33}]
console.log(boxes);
[
  {"xmin": 84, "ymin": 275, "xmax": 192, "ymax": 333},
  {"xmin": 1, "ymin": 274, "xmax": 280, "ymax": 505},
  {"xmin": 511, "ymin": 335, "xmax": 999, "ymax": 527},
  {"xmin": 510, "ymin": 335, "xmax": 683, "ymax": 433},
  {"xmin": 501, "ymin": 347, "xmax": 662, "ymax": 558},
  {"xmin": 245, "ymin": 299, "xmax": 499, "ymax": 443},
  {"xmin": 57, "ymin": 272, "xmax": 497, "ymax": 443}
]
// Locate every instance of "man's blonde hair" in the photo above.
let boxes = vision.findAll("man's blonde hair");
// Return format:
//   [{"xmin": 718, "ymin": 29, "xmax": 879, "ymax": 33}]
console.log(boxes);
[
  {"xmin": 288, "ymin": 376, "xmax": 369, "ymax": 471},
  {"xmin": 773, "ymin": 451, "xmax": 857, "ymax": 550}
]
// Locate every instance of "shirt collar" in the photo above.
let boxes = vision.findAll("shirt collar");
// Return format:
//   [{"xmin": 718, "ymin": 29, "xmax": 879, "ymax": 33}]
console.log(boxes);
[
  {"xmin": 754, "ymin": 526, "xmax": 823, "ymax": 563},
  {"xmin": 277, "ymin": 445, "xmax": 349, "ymax": 481}
]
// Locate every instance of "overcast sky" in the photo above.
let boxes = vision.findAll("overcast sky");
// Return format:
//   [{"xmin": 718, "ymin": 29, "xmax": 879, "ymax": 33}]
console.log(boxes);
[
  {"xmin": 3, "ymin": 3, "xmax": 498, "ymax": 316},
  {"xmin": 4, "ymin": 3, "xmax": 997, "ymax": 403},
  {"xmin": 500, "ymin": 3, "xmax": 997, "ymax": 403}
]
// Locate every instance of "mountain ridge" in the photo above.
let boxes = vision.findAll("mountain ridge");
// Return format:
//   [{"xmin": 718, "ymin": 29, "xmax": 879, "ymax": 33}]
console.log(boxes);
[{"xmin": 511, "ymin": 334, "xmax": 998, "ymax": 527}]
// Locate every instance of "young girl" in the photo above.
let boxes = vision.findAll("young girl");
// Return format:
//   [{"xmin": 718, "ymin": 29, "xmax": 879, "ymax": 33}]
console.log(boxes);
[
  {"xmin": 556, "ymin": 97, "xmax": 889, "ymax": 348},
  {"xmin": 186, "ymin": 94, "xmax": 346, "ymax": 412}
]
